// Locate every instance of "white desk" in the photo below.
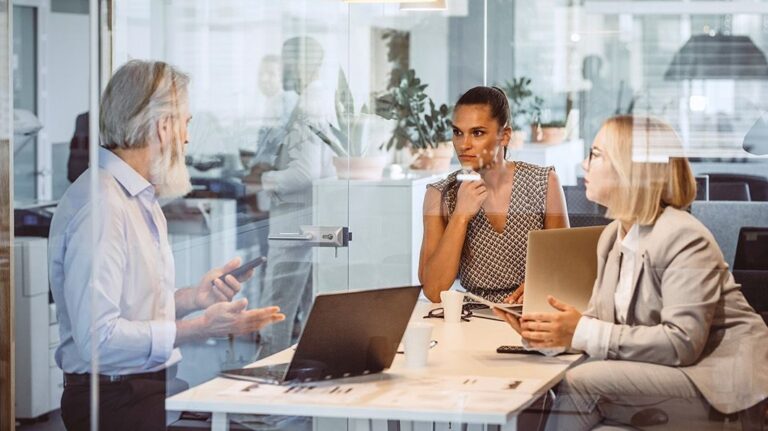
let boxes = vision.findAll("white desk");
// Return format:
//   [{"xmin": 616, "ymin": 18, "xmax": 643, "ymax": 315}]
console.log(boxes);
[{"xmin": 166, "ymin": 302, "xmax": 583, "ymax": 430}]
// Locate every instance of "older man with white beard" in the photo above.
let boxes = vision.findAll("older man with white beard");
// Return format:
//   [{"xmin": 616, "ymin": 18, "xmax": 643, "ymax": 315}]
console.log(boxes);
[{"xmin": 48, "ymin": 60, "xmax": 285, "ymax": 431}]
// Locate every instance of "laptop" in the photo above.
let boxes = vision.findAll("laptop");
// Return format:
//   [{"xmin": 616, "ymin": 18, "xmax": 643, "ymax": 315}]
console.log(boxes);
[
  {"xmin": 522, "ymin": 226, "xmax": 605, "ymax": 314},
  {"xmin": 734, "ymin": 227, "xmax": 768, "ymax": 271},
  {"xmin": 220, "ymin": 285, "xmax": 421, "ymax": 384}
]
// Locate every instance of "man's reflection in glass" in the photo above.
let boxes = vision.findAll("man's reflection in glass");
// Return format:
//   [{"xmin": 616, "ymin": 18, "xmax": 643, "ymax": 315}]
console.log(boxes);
[
  {"xmin": 249, "ymin": 36, "xmax": 336, "ymax": 357},
  {"xmin": 240, "ymin": 55, "xmax": 300, "ymax": 308},
  {"xmin": 243, "ymin": 55, "xmax": 299, "ymax": 170}
]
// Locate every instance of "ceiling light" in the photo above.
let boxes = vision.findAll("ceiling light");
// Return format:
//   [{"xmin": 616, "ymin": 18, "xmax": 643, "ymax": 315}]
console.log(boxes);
[
  {"xmin": 399, "ymin": 0, "xmax": 446, "ymax": 11},
  {"xmin": 665, "ymin": 33, "xmax": 768, "ymax": 80},
  {"xmin": 343, "ymin": 0, "xmax": 431, "ymax": 3}
]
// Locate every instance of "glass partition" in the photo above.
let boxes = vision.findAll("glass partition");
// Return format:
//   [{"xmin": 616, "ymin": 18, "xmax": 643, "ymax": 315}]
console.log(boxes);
[
  {"xmin": 0, "ymin": 0, "xmax": 12, "ymax": 428},
  {"xmin": 6, "ymin": 1, "xmax": 766, "ymax": 430}
]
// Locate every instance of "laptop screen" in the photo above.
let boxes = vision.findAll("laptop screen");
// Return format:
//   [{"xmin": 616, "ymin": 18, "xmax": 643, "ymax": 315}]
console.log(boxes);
[{"xmin": 286, "ymin": 286, "xmax": 421, "ymax": 382}]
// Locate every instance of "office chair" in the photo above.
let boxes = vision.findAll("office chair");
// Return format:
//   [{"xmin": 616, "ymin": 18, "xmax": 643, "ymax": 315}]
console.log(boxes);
[
  {"xmin": 709, "ymin": 182, "xmax": 751, "ymax": 201},
  {"xmin": 695, "ymin": 175, "xmax": 710, "ymax": 201},
  {"xmin": 706, "ymin": 173, "xmax": 768, "ymax": 201},
  {"xmin": 563, "ymin": 184, "xmax": 611, "ymax": 228}
]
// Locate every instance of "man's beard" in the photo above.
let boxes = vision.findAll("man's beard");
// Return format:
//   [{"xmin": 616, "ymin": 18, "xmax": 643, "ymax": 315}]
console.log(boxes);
[{"xmin": 150, "ymin": 138, "xmax": 192, "ymax": 199}]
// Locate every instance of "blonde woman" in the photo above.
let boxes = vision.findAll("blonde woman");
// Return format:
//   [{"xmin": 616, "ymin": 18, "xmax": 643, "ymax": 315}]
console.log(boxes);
[{"xmin": 497, "ymin": 116, "xmax": 768, "ymax": 430}]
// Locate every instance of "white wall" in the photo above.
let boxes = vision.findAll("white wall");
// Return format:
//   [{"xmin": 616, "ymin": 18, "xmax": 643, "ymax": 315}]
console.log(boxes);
[
  {"xmin": 410, "ymin": 13, "xmax": 450, "ymax": 105},
  {"xmin": 46, "ymin": 11, "xmax": 88, "ymax": 144}
]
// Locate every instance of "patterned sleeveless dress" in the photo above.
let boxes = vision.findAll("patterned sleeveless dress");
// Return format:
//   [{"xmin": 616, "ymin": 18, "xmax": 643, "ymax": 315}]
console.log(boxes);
[{"xmin": 427, "ymin": 162, "xmax": 554, "ymax": 302}]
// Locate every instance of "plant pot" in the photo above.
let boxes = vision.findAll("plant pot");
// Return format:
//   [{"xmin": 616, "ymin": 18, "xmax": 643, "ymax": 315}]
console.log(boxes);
[
  {"xmin": 332, "ymin": 155, "xmax": 388, "ymax": 180},
  {"xmin": 531, "ymin": 125, "xmax": 566, "ymax": 144},
  {"xmin": 409, "ymin": 143, "xmax": 454, "ymax": 172},
  {"xmin": 511, "ymin": 130, "xmax": 525, "ymax": 149}
]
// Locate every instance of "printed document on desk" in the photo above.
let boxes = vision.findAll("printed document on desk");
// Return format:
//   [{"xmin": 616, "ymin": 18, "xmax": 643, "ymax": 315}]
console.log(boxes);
[
  {"xmin": 361, "ymin": 375, "xmax": 540, "ymax": 413},
  {"xmin": 218, "ymin": 379, "xmax": 383, "ymax": 405},
  {"xmin": 218, "ymin": 374, "xmax": 543, "ymax": 412}
]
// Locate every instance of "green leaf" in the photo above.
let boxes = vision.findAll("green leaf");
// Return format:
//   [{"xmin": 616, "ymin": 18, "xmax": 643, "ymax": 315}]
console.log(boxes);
[
  {"xmin": 330, "ymin": 124, "xmax": 349, "ymax": 148},
  {"xmin": 309, "ymin": 124, "xmax": 347, "ymax": 157},
  {"xmin": 335, "ymin": 68, "xmax": 354, "ymax": 132}
]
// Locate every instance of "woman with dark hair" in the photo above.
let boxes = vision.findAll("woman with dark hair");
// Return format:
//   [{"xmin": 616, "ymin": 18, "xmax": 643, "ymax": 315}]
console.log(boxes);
[{"xmin": 418, "ymin": 86, "xmax": 569, "ymax": 304}]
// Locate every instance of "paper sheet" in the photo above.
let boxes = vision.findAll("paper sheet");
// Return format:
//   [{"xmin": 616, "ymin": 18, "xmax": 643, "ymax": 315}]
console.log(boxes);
[
  {"xmin": 218, "ymin": 380, "xmax": 383, "ymax": 405},
  {"xmin": 369, "ymin": 375, "xmax": 541, "ymax": 412},
  {"xmin": 218, "ymin": 374, "xmax": 543, "ymax": 413}
]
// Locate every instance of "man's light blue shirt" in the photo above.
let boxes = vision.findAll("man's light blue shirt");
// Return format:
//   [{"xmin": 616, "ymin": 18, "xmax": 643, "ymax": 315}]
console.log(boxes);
[{"xmin": 49, "ymin": 147, "xmax": 181, "ymax": 375}]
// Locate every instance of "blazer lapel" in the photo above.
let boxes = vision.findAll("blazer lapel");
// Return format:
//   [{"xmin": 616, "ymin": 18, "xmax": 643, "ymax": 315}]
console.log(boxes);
[{"xmin": 598, "ymin": 244, "xmax": 623, "ymax": 321}]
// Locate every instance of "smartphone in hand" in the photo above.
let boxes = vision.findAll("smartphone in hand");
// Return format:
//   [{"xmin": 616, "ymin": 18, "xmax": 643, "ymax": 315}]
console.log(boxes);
[{"xmin": 218, "ymin": 256, "xmax": 267, "ymax": 283}]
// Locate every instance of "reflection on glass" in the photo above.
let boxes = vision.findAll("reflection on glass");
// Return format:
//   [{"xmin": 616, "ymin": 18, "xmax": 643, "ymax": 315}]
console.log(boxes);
[
  {"xmin": 23, "ymin": 1, "xmax": 765, "ymax": 429},
  {"xmin": 254, "ymin": 36, "xmax": 336, "ymax": 357}
]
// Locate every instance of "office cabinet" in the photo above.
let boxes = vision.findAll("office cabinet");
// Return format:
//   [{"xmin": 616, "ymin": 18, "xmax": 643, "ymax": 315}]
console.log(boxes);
[
  {"xmin": 313, "ymin": 173, "xmax": 445, "ymax": 295},
  {"xmin": 507, "ymin": 139, "xmax": 584, "ymax": 186},
  {"xmin": 14, "ymin": 236, "xmax": 61, "ymax": 420}
]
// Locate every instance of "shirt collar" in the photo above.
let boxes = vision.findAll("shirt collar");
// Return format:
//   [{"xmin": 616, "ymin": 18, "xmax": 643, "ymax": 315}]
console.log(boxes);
[
  {"xmin": 98, "ymin": 147, "xmax": 156, "ymax": 200},
  {"xmin": 617, "ymin": 223, "xmax": 640, "ymax": 255}
]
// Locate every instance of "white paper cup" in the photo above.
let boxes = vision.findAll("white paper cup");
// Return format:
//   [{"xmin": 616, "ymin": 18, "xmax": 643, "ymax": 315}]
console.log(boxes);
[
  {"xmin": 440, "ymin": 290, "xmax": 464, "ymax": 323},
  {"xmin": 404, "ymin": 322, "xmax": 433, "ymax": 368}
]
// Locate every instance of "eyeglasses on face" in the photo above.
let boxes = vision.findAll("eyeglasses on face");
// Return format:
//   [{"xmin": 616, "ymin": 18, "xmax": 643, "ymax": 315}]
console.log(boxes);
[{"xmin": 586, "ymin": 147, "xmax": 602, "ymax": 171}]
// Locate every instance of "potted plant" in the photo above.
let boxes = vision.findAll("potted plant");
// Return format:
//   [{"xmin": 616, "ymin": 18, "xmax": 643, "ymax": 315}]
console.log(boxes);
[
  {"xmin": 532, "ymin": 120, "xmax": 567, "ymax": 144},
  {"xmin": 499, "ymin": 77, "xmax": 543, "ymax": 147},
  {"xmin": 410, "ymin": 98, "xmax": 454, "ymax": 171},
  {"xmin": 375, "ymin": 68, "xmax": 454, "ymax": 171},
  {"xmin": 311, "ymin": 69, "xmax": 393, "ymax": 179}
]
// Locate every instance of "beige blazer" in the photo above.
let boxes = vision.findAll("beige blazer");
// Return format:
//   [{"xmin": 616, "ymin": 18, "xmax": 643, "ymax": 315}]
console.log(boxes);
[{"xmin": 583, "ymin": 207, "xmax": 768, "ymax": 414}]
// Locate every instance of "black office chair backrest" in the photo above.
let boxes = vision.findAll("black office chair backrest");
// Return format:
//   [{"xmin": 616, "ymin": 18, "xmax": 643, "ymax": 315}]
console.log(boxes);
[
  {"xmin": 563, "ymin": 184, "xmax": 611, "ymax": 227},
  {"xmin": 705, "ymin": 173, "xmax": 768, "ymax": 201},
  {"xmin": 694, "ymin": 175, "xmax": 709, "ymax": 201},
  {"xmin": 709, "ymin": 182, "xmax": 751, "ymax": 201}
]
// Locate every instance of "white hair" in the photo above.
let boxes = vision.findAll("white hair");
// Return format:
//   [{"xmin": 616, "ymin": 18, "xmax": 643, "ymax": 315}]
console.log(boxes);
[{"xmin": 99, "ymin": 60, "xmax": 190, "ymax": 150}]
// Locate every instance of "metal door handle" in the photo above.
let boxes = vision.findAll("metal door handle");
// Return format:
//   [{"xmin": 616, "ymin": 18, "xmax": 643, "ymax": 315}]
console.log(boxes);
[
  {"xmin": 268, "ymin": 232, "xmax": 314, "ymax": 241},
  {"xmin": 268, "ymin": 226, "xmax": 350, "ymax": 247}
]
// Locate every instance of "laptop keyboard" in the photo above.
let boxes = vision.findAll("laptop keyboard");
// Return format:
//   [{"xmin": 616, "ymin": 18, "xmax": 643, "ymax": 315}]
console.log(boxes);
[
  {"xmin": 261, "ymin": 364, "xmax": 289, "ymax": 381},
  {"xmin": 221, "ymin": 363, "xmax": 289, "ymax": 384}
]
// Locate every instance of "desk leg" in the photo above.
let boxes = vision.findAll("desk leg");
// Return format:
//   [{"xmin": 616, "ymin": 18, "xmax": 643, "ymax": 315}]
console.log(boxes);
[
  {"xmin": 496, "ymin": 417, "xmax": 517, "ymax": 431},
  {"xmin": 211, "ymin": 412, "xmax": 229, "ymax": 431},
  {"xmin": 387, "ymin": 419, "xmax": 401, "ymax": 431}
]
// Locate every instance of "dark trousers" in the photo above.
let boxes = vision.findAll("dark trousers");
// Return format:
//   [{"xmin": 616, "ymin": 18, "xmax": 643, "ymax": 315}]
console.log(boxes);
[{"xmin": 60, "ymin": 368, "xmax": 183, "ymax": 431}]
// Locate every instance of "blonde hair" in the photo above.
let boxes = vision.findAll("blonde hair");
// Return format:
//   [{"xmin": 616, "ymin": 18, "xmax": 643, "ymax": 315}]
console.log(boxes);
[{"xmin": 596, "ymin": 115, "xmax": 696, "ymax": 225}]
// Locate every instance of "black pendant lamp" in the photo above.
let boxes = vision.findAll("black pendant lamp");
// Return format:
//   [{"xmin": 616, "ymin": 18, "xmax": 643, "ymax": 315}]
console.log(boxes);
[{"xmin": 665, "ymin": 33, "xmax": 768, "ymax": 80}]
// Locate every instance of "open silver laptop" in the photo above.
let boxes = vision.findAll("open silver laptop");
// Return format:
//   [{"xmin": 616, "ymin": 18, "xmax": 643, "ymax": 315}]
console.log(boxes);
[{"xmin": 522, "ymin": 226, "xmax": 605, "ymax": 314}]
